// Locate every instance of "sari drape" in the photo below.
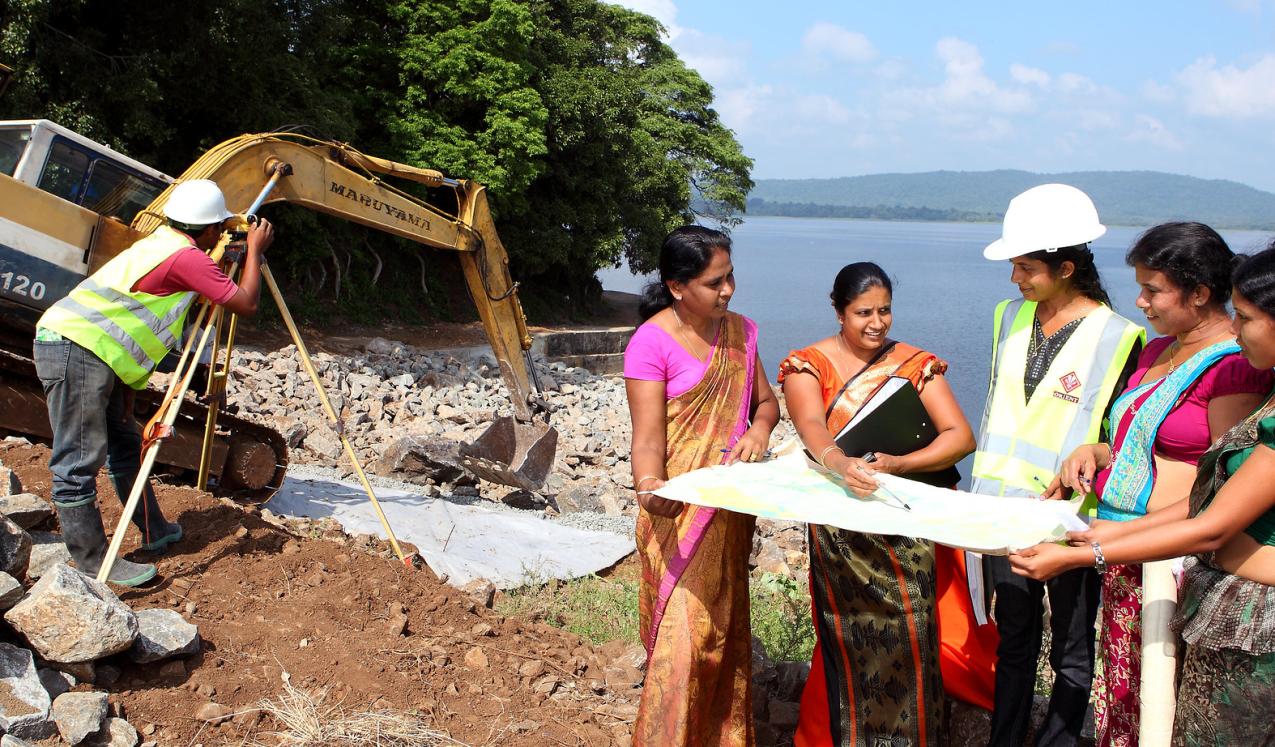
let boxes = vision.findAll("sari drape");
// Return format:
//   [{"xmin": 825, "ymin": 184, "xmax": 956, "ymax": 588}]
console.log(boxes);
[
  {"xmin": 633, "ymin": 311, "xmax": 758, "ymax": 747},
  {"xmin": 780, "ymin": 342, "xmax": 997, "ymax": 746},
  {"xmin": 1169, "ymin": 392, "xmax": 1275, "ymax": 745},
  {"xmin": 1093, "ymin": 341, "xmax": 1238, "ymax": 747}
]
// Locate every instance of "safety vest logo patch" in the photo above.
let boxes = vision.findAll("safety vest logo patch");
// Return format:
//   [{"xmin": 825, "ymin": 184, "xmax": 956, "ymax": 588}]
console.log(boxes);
[{"xmin": 1060, "ymin": 371, "xmax": 1081, "ymax": 392}]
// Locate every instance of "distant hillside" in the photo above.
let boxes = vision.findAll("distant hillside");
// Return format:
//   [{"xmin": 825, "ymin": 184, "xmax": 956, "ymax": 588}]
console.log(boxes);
[{"xmin": 748, "ymin": 170, "xmax": 1275, "ymax": 230}]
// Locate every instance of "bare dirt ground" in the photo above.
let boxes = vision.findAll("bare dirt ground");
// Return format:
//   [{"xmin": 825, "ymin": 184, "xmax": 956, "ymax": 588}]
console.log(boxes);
[{"xmin": 0, "ymin": 442, "xmax": 641, "ymax": 747}]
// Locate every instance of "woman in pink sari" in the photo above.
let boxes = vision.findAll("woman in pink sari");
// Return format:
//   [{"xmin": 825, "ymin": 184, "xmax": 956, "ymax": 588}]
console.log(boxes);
[
  {"xmin": 1043, "ymin": 223, "xmax": 1272, "ymax": 745},
  {"xmin": 624, "ymin": 226, "xmax": 780, "ymax": 746}
]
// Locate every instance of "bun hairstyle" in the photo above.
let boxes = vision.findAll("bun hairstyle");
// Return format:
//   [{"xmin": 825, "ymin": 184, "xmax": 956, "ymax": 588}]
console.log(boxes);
[
  {"xmin": 830, "ymin": 262, "xmax": 893, "ymax": 312},
  {"xmin": 638, "ymin": 226, "xmax": 732, "ymax": 321},
  {"xmin": 1232, "ymin": 240, "xmax": 1275, "ymax": 318},
  {"xmin": 1125, "ymin": 222, "xmax": 1236, "ymax": 307},
  {"xmin": 1024, "ymin": 244, "xmax": 1112, "ymax": 307}
]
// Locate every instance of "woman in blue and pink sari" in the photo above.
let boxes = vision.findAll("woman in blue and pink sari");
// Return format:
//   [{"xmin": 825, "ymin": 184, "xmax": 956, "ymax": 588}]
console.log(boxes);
[
  {"xmin": 624, "ymin": 226, "xmax": 780, "ymax": 746},
  {"xmin": 1043, "ymin": 223, "xmax": 1272, "ymax": 745}
]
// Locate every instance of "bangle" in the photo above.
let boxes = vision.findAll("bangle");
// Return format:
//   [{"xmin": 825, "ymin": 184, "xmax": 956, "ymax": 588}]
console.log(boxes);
[
  {"xmin": 1090, "ymin": 541, "xmax": 1107, "ymax": 573},
  {"xmin": 817, "ymin": 444, "xmax": 842, "ymax": 469},
  {"xmin": 635, "ymin": 475, "xmax": 662, "ymax": 490}
]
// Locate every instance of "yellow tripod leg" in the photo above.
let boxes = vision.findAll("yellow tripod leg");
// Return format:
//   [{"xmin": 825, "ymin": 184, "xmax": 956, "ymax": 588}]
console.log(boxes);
[{"xmin": 259, "ymin": 264, "xmax": 409, "ymax": 566}]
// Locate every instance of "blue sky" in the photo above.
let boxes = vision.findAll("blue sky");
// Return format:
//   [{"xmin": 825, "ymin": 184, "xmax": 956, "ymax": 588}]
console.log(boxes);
[{"xmin": 611, "ymin": 1, "xmax": 1275, "ymax": 191}]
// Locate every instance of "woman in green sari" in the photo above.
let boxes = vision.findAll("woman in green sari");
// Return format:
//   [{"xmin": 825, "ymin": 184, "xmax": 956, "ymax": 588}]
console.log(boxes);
[{"xmin": 1009, "ymin": 244, "xmax": 1275, "ymax": 745}]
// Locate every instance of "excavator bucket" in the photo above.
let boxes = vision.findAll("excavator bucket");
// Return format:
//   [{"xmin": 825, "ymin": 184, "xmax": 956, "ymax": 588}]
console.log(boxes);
[{"xmin": 458, "ymin": 417, "xmax": 559, "ymax": 491}]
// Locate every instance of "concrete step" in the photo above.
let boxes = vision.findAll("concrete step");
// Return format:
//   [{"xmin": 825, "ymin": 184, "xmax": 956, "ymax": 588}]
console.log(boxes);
[
  {"xmin": 534, "ymin": 326, "xmax": 634, "ymax": 376},
  {"xmin": 533, "ymin": 327, "xmax": 635, "ymax": 357},
  {"xmin": 545, "ymin": 351, "xmax": 626, "ymax": 376}
]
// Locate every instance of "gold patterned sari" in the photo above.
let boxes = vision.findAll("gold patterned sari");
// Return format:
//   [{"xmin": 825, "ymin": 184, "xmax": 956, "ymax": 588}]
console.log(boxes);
[{"xmin": 632, "ymin": 311, "xmax": 758, "ymax": 746}]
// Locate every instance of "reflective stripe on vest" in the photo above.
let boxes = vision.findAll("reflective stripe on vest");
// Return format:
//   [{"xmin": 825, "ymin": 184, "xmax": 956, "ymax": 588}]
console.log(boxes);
[
  {"xmin": 971, "ymin": 298, "xmax": 1145, "ymax": 498},
  {"xmin": 39, "ymin": 226, "xmax": 198, "ymax": 389}
]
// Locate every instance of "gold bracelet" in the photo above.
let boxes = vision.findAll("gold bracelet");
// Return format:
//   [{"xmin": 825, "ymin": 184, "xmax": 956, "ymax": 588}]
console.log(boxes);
[
  {"xmin": 817, "ymin": 444, "xmax": 842, "ymax": 468},
  {"xmin": 635, "ymin": 475, "xmax": 662, "ymax": 490}
]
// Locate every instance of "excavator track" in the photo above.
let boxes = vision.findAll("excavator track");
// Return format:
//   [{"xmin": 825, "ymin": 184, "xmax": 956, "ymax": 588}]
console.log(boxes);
[{"xmin": 0, "ymin": 346, "xmax": 287, "ymax": 502}]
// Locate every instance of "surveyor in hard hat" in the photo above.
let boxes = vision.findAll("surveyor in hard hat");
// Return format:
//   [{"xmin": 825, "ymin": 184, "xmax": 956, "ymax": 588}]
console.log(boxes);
[
  {"xmin": 33, "ymin": 179, "xmax": 274, "ymax": 586},
  {"xmin": 969, "ymin": 183, "xmax": 1145, "ymax": 746}
]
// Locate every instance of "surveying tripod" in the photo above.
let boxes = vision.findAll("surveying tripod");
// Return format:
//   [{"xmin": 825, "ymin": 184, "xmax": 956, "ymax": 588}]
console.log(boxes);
[{"xmin": 98, "ymin": 167, "xmax": 409, "ymax": 582}]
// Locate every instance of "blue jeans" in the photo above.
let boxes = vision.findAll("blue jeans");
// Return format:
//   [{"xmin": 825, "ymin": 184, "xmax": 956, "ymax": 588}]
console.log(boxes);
[{"xmin": 33, "ymin": 340, "xmax": 151, "ymax": 512}]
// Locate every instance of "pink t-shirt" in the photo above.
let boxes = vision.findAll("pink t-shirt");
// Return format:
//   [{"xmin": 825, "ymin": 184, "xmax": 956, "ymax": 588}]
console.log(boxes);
[
  {"xmin": 624, "ymin": 316, "xmax": 758, "ymax": 399},
  {"xmin": 131, "ymin": 244, "xmax": 239, "ymax": 305}
]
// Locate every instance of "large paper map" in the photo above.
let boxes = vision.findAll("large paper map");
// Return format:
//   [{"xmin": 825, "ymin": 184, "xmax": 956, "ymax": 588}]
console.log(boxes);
[{"xmin": 653, "ymin": 449, "xmax": 1085, "ymax": 555}]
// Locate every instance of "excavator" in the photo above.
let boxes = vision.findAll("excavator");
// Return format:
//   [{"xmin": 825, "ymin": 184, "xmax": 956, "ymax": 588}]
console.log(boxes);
[{"xmin": 0, "ymin": 118, "xmax": 558, "ymax": 495}]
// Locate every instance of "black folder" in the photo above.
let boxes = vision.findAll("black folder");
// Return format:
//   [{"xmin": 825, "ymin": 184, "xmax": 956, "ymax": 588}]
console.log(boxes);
[{"xmin": 831, "ymin": 377, "xmax": 961, "ymax": 488}]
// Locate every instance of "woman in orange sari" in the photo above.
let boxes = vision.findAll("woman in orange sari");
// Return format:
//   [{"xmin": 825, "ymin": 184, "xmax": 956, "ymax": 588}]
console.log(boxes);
[
  {"xmin": 780, "ymin": 262, "xmax": 994, "ymax": 745},
  {"xmin": 624, "ymin": 226, "xmax": 780, "ymax": 746}
]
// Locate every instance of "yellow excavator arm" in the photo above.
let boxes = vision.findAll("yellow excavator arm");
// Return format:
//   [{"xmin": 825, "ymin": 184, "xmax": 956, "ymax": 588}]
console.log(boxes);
[{"xmin": 128, "ymin": 133, "xmax": 543, "ymax": 422}]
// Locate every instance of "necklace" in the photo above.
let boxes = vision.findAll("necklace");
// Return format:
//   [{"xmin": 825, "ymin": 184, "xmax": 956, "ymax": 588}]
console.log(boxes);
[
  {"xmin": 671, "ymin": 304, "xmax": 707, "ymax": 359},
  {"xmin": 1167, "ymin": 342, "xmax": 1180, "ymax": 373}
]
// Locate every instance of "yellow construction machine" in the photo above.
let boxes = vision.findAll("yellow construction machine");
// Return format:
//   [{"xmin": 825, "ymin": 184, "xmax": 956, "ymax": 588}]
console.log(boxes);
[{"xmin": 0, "ymin": 120, "xmax": 557, "ymax": 493}]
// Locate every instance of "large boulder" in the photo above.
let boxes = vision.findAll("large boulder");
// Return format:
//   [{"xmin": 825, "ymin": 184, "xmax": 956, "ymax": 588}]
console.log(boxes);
[
  {"xmin": 128, "ymin": 609, "xmax": 200, "ymax": 663},
  {"xmin": 371, "ymin": 436, "xmax": 464, "ymax": 483},
  {"xmin": 5, "ymin": 565, "xmax": 138, "ymax": 663},
  {"xmin": 0, "ymin": 463, "xmax": 20, "ymax": 496},
  {"xmin": 0, "ymin": 516, "xmax": 31, "ymax": 578},
  {"xmin": 26, "ymin": 532, "xmax": 71, "ymax": 581},
  {"xmin": 0, "ymin": 494, "xmax": 53, "ymax": 530},
  {"xmin": 36, "ymin": 668, "xmax": 74, "ymax": 700},
  {"xmin": 84, "ymin": 717, "xmax": 137, "ymax": 747},
  {"xmin": 52, "ymin": 691, "xmax": 108, "ymax": 745},
  {"xmin": 0, "ymin": 643, "xmax": 53, "ymax": 739},
  {"xmin": 0, "ymin": 572, "xmax": 23, "ymax": 611}
]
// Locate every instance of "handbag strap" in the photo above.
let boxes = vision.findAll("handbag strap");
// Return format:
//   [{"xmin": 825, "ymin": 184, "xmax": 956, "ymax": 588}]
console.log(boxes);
[{"xmin": 823, "ymin": 341, "xmax": 897, "ymax": 420}]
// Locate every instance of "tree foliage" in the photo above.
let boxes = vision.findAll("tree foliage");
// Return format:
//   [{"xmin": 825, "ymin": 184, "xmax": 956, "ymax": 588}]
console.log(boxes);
[{"xmin": 0, "ymin": 0, "xmax": 751, "ymax": 317}]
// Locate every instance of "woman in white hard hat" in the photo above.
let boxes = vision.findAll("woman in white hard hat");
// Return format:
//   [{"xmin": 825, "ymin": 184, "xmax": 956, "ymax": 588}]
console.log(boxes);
[
  {"xmin": 970, "ymin": 184, "xmax": 1145, "ymax": 746},
  {"xmin": 33, "ymin": 179, "xmax": 273, "ymax": 586}
]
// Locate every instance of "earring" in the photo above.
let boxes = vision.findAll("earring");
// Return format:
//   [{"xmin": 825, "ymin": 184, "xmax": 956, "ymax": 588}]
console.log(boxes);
[{"xmin": 674, "ymin": 295, "xmax": 682, "ymax": 301}]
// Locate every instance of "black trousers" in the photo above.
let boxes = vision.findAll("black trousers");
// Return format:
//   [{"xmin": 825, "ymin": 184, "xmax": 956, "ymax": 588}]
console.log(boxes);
[{"xmin": 986, "ymin": 555, "xmax": 1098, "ymax": 747}]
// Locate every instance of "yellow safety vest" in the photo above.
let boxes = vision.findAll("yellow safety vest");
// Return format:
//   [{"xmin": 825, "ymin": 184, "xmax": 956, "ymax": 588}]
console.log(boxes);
[
  {"xmin": 39, "ymin": 226, "xmax": 200, "ymax": 389},
  {"xmin": 971, "ymin": 298, "xmax": 1144, "ymax": 500}
]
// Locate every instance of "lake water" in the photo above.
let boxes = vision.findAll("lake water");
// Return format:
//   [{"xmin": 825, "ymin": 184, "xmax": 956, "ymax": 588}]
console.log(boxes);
[{"xmin": 599, "ymin": 217, "xmax": 1275, "ymax": 484}]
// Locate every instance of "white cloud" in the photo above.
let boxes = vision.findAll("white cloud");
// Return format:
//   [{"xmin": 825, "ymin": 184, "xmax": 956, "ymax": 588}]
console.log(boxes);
[
  {"xmin": 1077, "ymin": 110, "xmax": 1121, "ymax": 131},
  {"xmin": 908, "ymin": 37, "xmax": 1034, "ymax": 115},
  {"xmin": 1127, "ymin": 114, "xmax": 1183, "ymax": 150},
  {"xmin": 1141, "ymin": 80, "xmax": 1177, "ymax": 103},
  {"xmin": 610, "ymin": 0, "xmax": 681, "ymax": 36},
  {"xmin": 1010, "ymin": 63, "xmax": 1051, "ymax": 88},
  {"xmin": 800, "ymin": 22, "xmax": 877, "ymax": 64},
  {"xmin": 792, "ymin": 93, "xmax": 853, "ymax": 125},
  {"xmin": 1176, "ymin": 54, "xmax": 1275, "ymax": 118}
]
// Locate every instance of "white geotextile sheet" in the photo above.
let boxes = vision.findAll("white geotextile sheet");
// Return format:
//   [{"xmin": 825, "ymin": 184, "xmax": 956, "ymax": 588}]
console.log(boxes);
[
  {"xmin": 654, "ymin": 450, "xmax": 1087, "ymax": 555},
  {"xmin": 268, "ymin": 476, "xmax": 635, "ymax": 589}
]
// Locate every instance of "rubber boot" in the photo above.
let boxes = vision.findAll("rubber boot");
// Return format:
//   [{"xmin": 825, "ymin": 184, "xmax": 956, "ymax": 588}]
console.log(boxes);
[
  {"xmin": 54, "ymin": 497, "xmax": 156, "ymax": 587},
  {"xmin": 108, "ymin": 472, "xmax": 182, "ymax": 553}
]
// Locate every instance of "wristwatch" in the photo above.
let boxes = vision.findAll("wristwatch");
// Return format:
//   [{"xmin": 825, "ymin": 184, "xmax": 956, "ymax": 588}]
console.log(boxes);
[{"xmin": 1090, "ymin": 541, "xmax": 1107, "ymax": 573}]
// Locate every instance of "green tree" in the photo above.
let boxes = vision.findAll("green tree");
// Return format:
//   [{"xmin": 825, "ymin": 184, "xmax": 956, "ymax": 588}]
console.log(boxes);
[{"xmin": 1, "ymin": 0, "xmax": 752, "ymax": 318}]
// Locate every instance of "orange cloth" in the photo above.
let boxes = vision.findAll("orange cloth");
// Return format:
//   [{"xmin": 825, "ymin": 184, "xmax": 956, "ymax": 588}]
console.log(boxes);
[
  {"xmin": 632, "ymin": 312, "xmax": 758, "ymax": 746},
  {"xmin": 934, "ymin": 545, "xmax": 999, "ymax": 711}
]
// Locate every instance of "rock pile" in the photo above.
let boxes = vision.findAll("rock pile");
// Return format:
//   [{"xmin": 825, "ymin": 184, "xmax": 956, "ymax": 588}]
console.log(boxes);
[
  {"xmin": 223, "ymin": 337, "xmax": 809, "ymax": 579},
  {"xmin": 0, "ymin": 467, "xmax": 199, "ymax": 745}
]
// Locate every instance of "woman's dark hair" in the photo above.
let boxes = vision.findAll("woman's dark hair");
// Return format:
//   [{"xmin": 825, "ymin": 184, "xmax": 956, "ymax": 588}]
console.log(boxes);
[
  {"xmin": 1232, "ymin": 241, "xmax": 1275, "ymax": 318},
  {"xmin": 638, "ymin": 226, "xmax": 732, "ymax": 320},
  {"xmin": 830, "ymin": 262, "xmax": 892, "ymax": 311},
  {"xmin": 1125, "ymin": 222, "xmax": 1235, "ymax": 307},
  {"xmin": 1023, "ymin": 244, "xmax": 1111, "ymax": 306}
]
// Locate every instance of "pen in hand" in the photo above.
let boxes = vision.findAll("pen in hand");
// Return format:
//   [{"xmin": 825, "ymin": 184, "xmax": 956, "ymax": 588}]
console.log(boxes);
[{"xmin": 855, "ymin": 463, "xmax": 912, "ymax": 511}]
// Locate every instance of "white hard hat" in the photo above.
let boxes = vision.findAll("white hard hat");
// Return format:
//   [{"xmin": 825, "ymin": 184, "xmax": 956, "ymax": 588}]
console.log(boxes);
[
  {"xmin": 983, "ymin": 183, "xmax": 1106, "ymax": 260},
  {"xmin": 162, "ymin": 179, "xmax": 234, "ymax": 227}
]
